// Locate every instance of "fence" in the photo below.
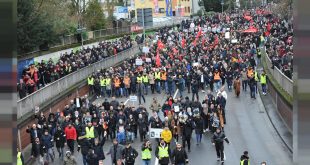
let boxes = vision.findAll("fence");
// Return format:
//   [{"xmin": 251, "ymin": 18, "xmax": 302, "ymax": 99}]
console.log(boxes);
[
  {"xmin": 263, "ymin": 50, "xmax": 293, "ymax": 96},
  {"xmin": 22, "ymin": 18, "xmax": 185, "ymax": 57},
  {"xmin": 17, "ymin": 44, "xmax": 142, "ymax": 119}
]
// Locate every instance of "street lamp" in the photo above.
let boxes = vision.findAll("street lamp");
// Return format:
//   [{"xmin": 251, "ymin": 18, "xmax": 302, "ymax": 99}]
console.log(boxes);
[
  {"xmin": 221, "ymin": 0, "xmax": 224, "ymax": 14},
  {"xmin": 141, "ymin": 0, "xmax": 146, "ymax": 40}
]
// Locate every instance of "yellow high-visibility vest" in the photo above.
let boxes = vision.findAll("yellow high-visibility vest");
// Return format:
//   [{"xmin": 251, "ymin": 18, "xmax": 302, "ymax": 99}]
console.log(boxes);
[
  {"xmin": 158, "ymin": 146, "xmax": 169, "ymax": 159},
  {"xmin": 260, "ymin": 74, "xmax": 266, "ymax": 84},
  {"xmin": 100, "ymin": 79, "xmax": 106, "ymax": 86},
  {"xmin": 142, "ymin": 76, "xmax": 149, "ymax": 83},
  {"xmin": 105, "ymin": 78, "xmax": 111, "ymax": 86},
  {"xmin": 17, "ymin": 152, "xmax": 22, "ymax": 165},
  {"xmin": 155, "ymin": 72, "xmax": 161, "ymax": 80},
  {"xmin": 240, "ymin": 159, "xmax": 250, "ymax": 165},
  {"xmin": 141, "ymin": 148, "xmax": 152, "ymax": 160},
  {"xmin": 254, "ymin": 72, "xmax": 259, "ymax": 81},
  {"xmin": 137, "ymin": 76, "xmax": 143, "ymax": 83},
  {"xmin": 85, "ymin": 126, "xmax": 95, "ymax": 138},
  {"xmin": 87, "ymin": 77, "xmax": 94, "ymax": 85}
]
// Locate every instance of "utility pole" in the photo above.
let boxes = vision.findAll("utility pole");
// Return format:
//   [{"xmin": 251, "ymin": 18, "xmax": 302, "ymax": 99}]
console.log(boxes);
[{"xmin": 221, "ymin": 0, "xmax": 224, "ymax": 14}]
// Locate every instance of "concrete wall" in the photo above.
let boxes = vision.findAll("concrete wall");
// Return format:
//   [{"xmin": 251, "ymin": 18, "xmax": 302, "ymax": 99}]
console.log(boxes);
[{"xmin": 267, "ymin": 78, "xmax": 293, "ymax": 133}]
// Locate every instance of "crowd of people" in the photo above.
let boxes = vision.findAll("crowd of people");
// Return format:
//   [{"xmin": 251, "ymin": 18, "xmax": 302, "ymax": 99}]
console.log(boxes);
[
  {"xmin": 17, "ymin": 35, "xmax": 141, "ymax": 99},
  {"xmin": 17, "ymin": 7, "xmax": 288, "ymax": 165}
]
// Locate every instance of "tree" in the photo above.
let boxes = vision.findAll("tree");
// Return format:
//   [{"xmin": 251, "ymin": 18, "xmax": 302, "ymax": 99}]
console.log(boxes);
[
  {"xmin": 17, "ymin": 0, "xmax": 58, "ymax": 54},
  {"xmin": 83, "ymin": 0, "xmax": 106, "ymax": 30},
  {"xmin": 202, "ymin": 0, "xmax": 229, "ymax": 12}
]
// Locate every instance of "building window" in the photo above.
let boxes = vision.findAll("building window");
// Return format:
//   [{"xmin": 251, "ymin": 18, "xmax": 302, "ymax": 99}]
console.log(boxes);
[
  {"xmin": 185, "ymin": 7, "xmax": 187, "ymax": 12},
  {"xmin": 188, "ymin": 7, "xmax": 190, "ymax": 12}
]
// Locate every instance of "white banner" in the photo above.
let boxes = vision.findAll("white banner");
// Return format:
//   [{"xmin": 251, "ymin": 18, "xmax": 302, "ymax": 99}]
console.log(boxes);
[
  {"xmin": 149, "ymin": 128, "xmax": 163, "ymax": 138},
  {"xmin": 135, "ymin": 59, "xmax": 143, "ymax": 65}
]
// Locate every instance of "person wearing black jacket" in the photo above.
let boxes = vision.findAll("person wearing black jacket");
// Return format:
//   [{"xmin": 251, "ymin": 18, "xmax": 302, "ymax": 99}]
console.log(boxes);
[
  {"xmin": 31, "ymin": 137, "xmax": 44, "ymax": 164},
  {"xmin": 171, "ymin": 143, "xmax": 189, "ymax": 165},
  {"xmin": 194, "ymin": 115, "xmax": 204, "ymax": 145},
  {"xmin": 137, "ymin": 114, "xmax": 148, "ymax": 142},
  {"xmin": 86, "ymin": 148, "xmax": 99, "ymax": 165},
  {"xmin": 212, "ymin": 128, "xmax": 230, "ymax": 163},
  {"xmin": 122, "ymin": 142, "xmax": 138, "ymax": 165},
  {"xmin": 191, "ymin": 79, "xmax": 199, "ymax": 101},
  {"xmin": 240, "ymin": 151, "xmax": 250, "ymax": 165},
  {"xmin": 78, "ymin": 132, "xmax": 92, "ymax": 165},
  {"xmin": 93, "ymin": 138, "xmax": 106, "ymax": 163},
  {"xmin": 181, "ymin": 118, "xmax": 194, "ymax": 152},
  {"xmin": 54, "ymin": 126, "xmax": 66, "ymax": 160}
]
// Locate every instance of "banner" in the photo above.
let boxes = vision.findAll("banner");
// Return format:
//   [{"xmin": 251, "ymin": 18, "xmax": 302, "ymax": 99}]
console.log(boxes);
[{"xmin": 149, "ymin": 128, "xmax": 163, "ymax": 138}]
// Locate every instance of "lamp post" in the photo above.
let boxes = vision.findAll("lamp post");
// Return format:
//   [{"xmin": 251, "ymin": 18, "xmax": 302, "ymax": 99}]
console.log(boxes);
[
  {"xmin": 221, "ymin": 0, "xmax": 224, "ymax": 14},
  {"xmin": 140, "ymin": 0, "xmax": 146, "ymax": 40}
]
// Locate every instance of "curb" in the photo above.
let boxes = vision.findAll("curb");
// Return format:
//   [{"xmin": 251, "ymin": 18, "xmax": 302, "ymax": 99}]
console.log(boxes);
[{"xmin": 257, "ymin": 86, "xmax": 293, "ymax": 154}]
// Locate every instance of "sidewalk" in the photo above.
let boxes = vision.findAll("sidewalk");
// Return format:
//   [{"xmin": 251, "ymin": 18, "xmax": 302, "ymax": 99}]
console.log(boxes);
[{"xmin": 257, "ymin": 84, "xmax": 293, "ymax": 153}]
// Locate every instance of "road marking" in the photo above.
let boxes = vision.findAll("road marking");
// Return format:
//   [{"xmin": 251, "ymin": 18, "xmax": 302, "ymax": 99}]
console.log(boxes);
[
  {"xmin": 124, "ymin": 98, "xmax": 130, "ymax": 105},
  {"xmin": 173, "ymin": 89, "xmax": 179, "ymax": 99}
]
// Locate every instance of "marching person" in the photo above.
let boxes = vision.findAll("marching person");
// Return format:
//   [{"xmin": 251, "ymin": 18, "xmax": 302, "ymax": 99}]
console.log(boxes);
[
  {"xmin": 122, "ymin": 142, "xmax": 139, "ymax": 165},
  {"xmin": 155, "ymin": 139, "xmax": 171, "ymax": 165},
  {"xmin": 141, "ymin": 139, "xmax": 152, "ymax": 165},
  {"xmin": 260, "ymin": 71, "xmax": 267, "ymax": 95},
  {"xmin": 240, "ymin": 151, "xmax": 250, "ymax": 165},
  {"xmin": 64, "ymin": 122, "xmax": 77, "ymax": 154},
  {"xmin": 161, "ymin": 126, "xmax": 173, "ymax": 146},
  {"xmin": 233, "ymin": 76, "xmax": 241, "ymax": 97},
  {"xmin": 64, "ymin": 151, "xmax": 77, "ymax": 165},
  {"xmin": 137, "ymin": 78, "xmax": 146, "ymax": 104},
  {"xmin": 53, "ymin": 126, "xmax": 66, "ymax": 160},
  {"xmin": 171, "ymin": 143, "xmax": 189, "ymax": 165},
  {"xmin": 212, "ymin": 127, "xmax": 230, "ymax": 163},
  {"xmin": 77, "ymin": 132, "xmax": 92, "ymax": 165},
  {"xmin": 107, "ymin": 139, "xmax": 124, "ymax": 165},
  {"xmin": 17, "ymin": 148, "xmax": 24, "ymax": 165}
]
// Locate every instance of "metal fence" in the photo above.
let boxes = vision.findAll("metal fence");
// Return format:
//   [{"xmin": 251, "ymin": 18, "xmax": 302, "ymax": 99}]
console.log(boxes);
[
  {"xmin": 263, "ymin": 50, "xmax": 293, "ymax": 96},
  {"xmin": 17, "ymin": 44, "xmax": 142, "ymax": 119},
  {"xmin": 50, "ymin": 18, "xmax": 184, "ymax": 49}
]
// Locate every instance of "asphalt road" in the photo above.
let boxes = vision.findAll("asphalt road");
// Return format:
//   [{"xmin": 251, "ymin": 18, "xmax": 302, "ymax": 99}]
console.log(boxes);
[{"xmin": 33, "ymin": 86, "xmax": 292, "ymax": 165}]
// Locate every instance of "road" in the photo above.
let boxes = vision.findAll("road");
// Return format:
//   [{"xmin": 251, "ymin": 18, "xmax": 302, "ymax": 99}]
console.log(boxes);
[{"xmin": 32, "ymin": 86, "xmax": 292, "ymax": 165}]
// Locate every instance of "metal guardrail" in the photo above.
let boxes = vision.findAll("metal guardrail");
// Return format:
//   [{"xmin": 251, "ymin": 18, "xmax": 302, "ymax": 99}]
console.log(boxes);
[
  {"xmin": 17, "ymin": 44, "xmax": 141, "ymax": 119},
  {"xmin": 22, "ymin": 18, "xmax": 185, "ymax": 57},
  {"xmin": 264, "ymin": 50, "xmax": 293, "ymax": 96}
]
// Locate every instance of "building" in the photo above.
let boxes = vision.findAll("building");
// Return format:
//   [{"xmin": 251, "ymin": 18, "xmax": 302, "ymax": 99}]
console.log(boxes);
[{"xmin": 173, "ymin": 0, "xmax": 192, "ymax": 16}]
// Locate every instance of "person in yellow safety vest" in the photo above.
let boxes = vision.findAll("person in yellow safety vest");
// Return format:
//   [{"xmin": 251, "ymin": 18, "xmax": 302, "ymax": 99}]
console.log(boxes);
[
  {"xmin": 87, "ymin": 76, "xmax": 94, "ymax": 94},
  {"xmin": 260, "ymin": 71, "xmax": 267, "ymax": 95},
  {"xmin": 114, "ymin": 76, "xmax": 121, "ymax": 97},
  {"xmin": 137, "ymin": 74, "xmax": 143, "ymax": 84},
  {"xmin": 85, "ymin": 121, "xmax": 96, "ymax": 144},
  {"xmin": 253, "ymin": 71, "xmax": 259, "ymax": 94},
  {"xmin": 141, "ymin": 139, "xmax": 152, "ymax": 165},
  {"xmin": 100, "ymin": 76, "xmax": 106, "ymax": 97},
  {"xmin": 105, "ymin": 76, "xmax": 112, "ymax": 97},
  {"xmin": 17, "ymin": 148, "xmax": 24, "ymax": 165},
  {"xmin": 155, "ymin": 139, "xmax": 171, "ymax": 165},
  {"xmin": 142, "ymin": 73, "xmax": 149, "ymax": 95},
  {"xmin": 154, "ymin": 70, "xmax": 161, "ymax": 94},
  {"xmin": 240, "ymin": 151, "xmax": 250, "ymax": 165}
]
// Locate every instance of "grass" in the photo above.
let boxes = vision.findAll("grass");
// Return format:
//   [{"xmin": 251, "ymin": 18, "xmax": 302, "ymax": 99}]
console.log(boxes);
[{"xmin": 261, "ymin": 51, "xmax": 293, "ymax": 106}]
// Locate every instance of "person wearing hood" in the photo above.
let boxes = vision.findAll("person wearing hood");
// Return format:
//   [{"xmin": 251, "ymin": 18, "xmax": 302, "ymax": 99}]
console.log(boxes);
[
  {"xmin": 171, "ymin": 143, "xmax": 189, "ymax": 165},
  {"xmin": 155, "ymin": 139, "xmax": 171, "ymax": 165},
  {"xmin": 64, "ymin": 151, "xmax": 77, "ymax": 165}
]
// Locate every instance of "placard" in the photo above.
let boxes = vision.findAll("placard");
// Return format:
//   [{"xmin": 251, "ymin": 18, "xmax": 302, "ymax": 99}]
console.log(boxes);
[
  {"xmin": 231, "ymin": 39, "xmax": 238, "ymax": 43},
  {"xmin": 143, "ymin": 46, "xmax": 149, "ymax": 53},
  {"xmin": 149, "ymin": 128, "xmax": 163, "ymax": 138},
  {"xmin": 174, "ymin": 106, "xmax": 180, "ymax": 112},
  {"xmin": 129, "ymin": 95, "xmax": 137, "ymax": 102},
  {"xmin": 225, "ymin": 32, "xmax": 230, "ymax": 39},
  {"xmin": 135, "ymin": 59, "xmax": 143, "ymax": 66},
  {"xmin": 145, "ymin": 58, "xmax": 152, "ymax": 63}
]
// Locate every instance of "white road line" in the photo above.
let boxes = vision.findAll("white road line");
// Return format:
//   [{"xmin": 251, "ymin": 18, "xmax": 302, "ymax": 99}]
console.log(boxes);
[
  {"xmin": 124, "ymin": 98, "xmax": 130, "ymax": 105},
  {"xmin": 173, "ymin": 89, "xmax": 179, "ymax": 99}
]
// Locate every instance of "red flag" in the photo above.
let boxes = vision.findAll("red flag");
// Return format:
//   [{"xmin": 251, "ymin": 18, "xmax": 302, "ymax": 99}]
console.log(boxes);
[
  {"xmin": 156, "ymin": 50, "xmax": 161, "ymax": 67},
  {"xmin": 157, "ymin": 40, "xmax": 165, "ymax": 50},
  {"xmin": 196, "ymin": 27, "xmax": 202, "ymax": 39},
  {"xmin": 181, "ymin": 38, "xmax": 186, "ymax": 48},
  {"xmin": 266, "ymin": 22, "xmax": 271, "ymax": 32}
]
